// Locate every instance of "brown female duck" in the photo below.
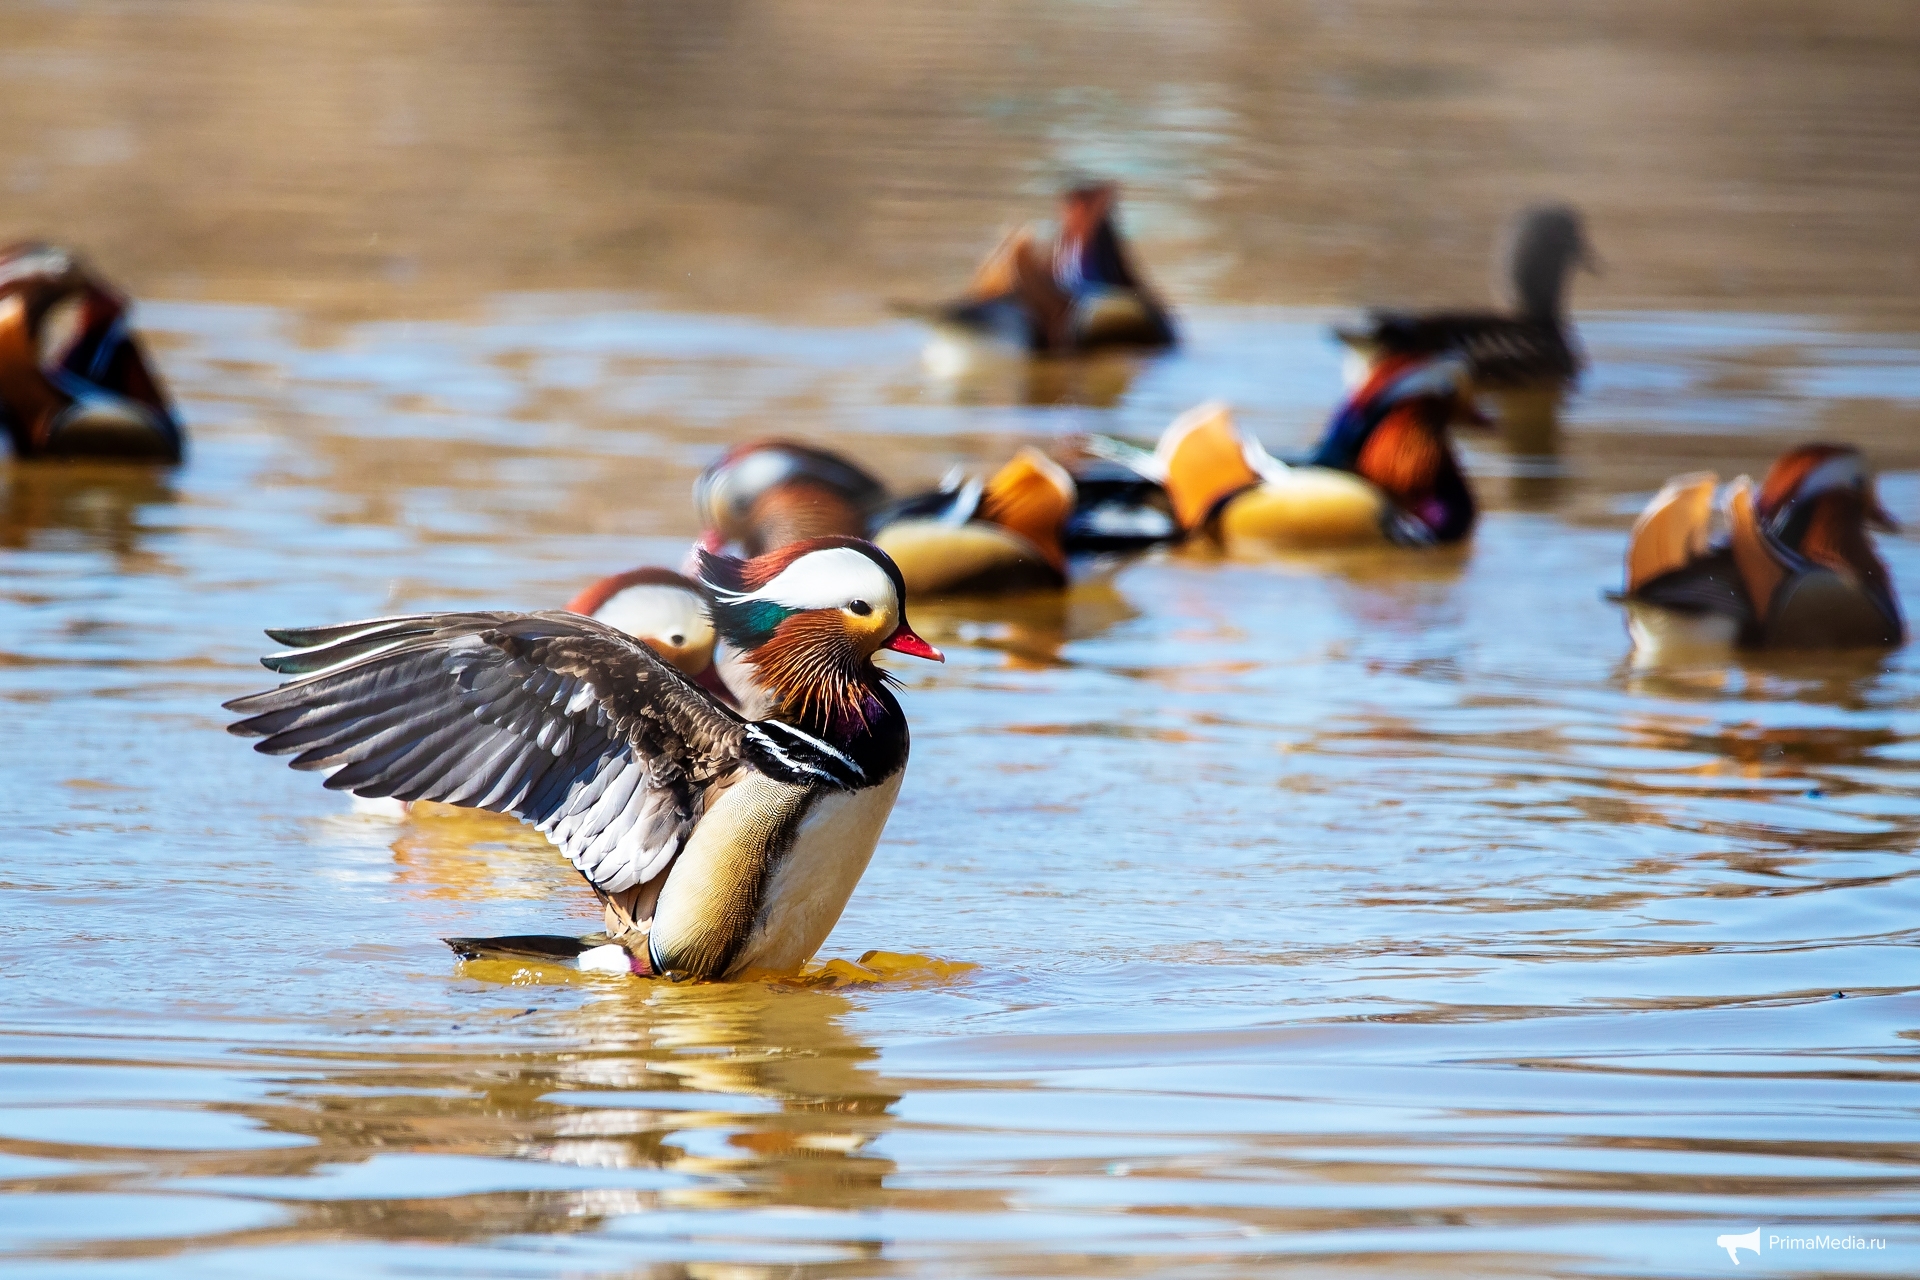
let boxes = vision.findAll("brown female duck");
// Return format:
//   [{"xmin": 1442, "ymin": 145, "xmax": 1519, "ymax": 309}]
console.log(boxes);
[{"xmin": 1335, "ymin": 205, "xmax": 1597, "ymax": 447}]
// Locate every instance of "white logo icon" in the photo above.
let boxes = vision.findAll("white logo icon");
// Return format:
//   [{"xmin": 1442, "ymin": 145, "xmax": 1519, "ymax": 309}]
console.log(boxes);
[{"xmin": 1717, "ymin": 1227, "xmax": 1762, "ymax": 1264}]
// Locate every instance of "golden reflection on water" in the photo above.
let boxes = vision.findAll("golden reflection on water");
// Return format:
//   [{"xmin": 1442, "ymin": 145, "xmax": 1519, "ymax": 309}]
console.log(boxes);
[{"xmin": 0, "ymin": 463, "xmax": 177, "ymax": 558}]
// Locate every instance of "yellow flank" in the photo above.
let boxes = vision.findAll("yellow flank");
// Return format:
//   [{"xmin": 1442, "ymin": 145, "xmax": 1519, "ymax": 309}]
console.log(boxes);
[
  {"xmin": 1216, "ymin": 467, "xmax": 1388, "ymax": 549},
  {"xmin": 1073, "ymin": 290, "xmax": 1154, "ymax": 343},
  {"xmin": 1625, "ymin": 471, "xmax": 1718, "ymax": 592},
  {"xmin": 1156, "ymin": 402, "xmax": 1265, "ymax": 531},
  {"xmin": 649, "ymin": 773, "xmax": 812, "ymax": 979},
  {"xmin": 875, "ymin": 518, "xmax": 1057, "ymax": 596}
]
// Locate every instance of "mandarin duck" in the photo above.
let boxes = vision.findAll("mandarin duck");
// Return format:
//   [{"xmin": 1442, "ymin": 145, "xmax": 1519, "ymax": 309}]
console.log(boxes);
[
  {"xmin": 1129, "ymin": 354, "xmax": 1486, "ymax": 550},
  {"xmin": 1616, "ymin": 444, "xmax": 1903, "ymax": 661},
  {"xmin": 0, "ymin": 244, "xmax": 183, "ymax": 462},
  {"xmin": 869, "ymin": 447, "xmax": 1079, "ymax": 595},
  {"xmin": 906, "ymin": 183, "xmax": 1175, "ymax": 353},
  {"xmin": 564, "ymin": 565, "xmax": 722, "ymax": 690},
  {"xmin": 1335, "ymin": 205, "xmax": 1597, "ymax": 450},
  {"xmin": 694, "ymin": 438, "xmax": 1097, "ymax": 597},
  {"xmin": 692, "ymin": 439, "xmax": 889, "ymax": 558},
  {"xmin": 228, "ymin": 537, "xmax": 944, "ymax": 980}
]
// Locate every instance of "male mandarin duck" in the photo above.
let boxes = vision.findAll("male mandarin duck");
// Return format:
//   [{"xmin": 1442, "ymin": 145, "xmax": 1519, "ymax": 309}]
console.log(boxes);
[
  {"xmin": 908, "ymin": 183, "xmax": 1175, "ymax": 353},
  {"xmin": 1137, "ymin": 354, "xmax": 1487, "ymax": 549},
  {"xmin": 1335, "ymin": 205, "xmax": 1597, "ymax": 449},
  {"xmin": 694, "ymin": 437, "xmax": 1098, "ymax": 596},
  {"xmin": 1617, "ymin": 444, "xmax": 1903, "ymax": 660},
  {"xmin": 0, "ymin": 243, "xmax": 184, "ymax": 462},
  {"xmin": 692, "ymin": 439, "xmax": 889, "ymax": 558},
  {"xmin": 227, "ymin": 537, "xmax": 944, "ymax": 980},
  {"xmin": 870, "ymin": 447, "xmax": 1078, "ymax": 595}
]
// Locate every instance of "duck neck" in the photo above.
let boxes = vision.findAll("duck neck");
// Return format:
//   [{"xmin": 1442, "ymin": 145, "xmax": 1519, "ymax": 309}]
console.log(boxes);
[
  {"xmin": 1511, "ymin": 242, "xmax": 1573, "ymax": 321},
  {"xmin": 724, "ymin": 615, "xmax": 894, "ymax": 741},
  {"xmin": 1352, "ymin": 401, "xmax": 1475, "ymax": 541}
]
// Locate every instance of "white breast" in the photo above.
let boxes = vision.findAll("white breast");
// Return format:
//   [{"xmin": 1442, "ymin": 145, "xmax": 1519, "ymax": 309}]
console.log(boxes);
[{"xmin": 728, "ymin": 771, "xmax": 904, "ymax": 976}]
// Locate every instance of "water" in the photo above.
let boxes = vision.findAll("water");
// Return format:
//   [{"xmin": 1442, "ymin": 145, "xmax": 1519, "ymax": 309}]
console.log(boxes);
[{"xmin": 5, "ymin": 4, "xmax": 1920, "ymax": 1277}]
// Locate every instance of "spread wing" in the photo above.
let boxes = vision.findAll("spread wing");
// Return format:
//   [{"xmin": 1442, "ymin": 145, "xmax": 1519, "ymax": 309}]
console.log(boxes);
[{"xmin": 224, "ymin": 611, "xmax": 750, "ymax": 895}]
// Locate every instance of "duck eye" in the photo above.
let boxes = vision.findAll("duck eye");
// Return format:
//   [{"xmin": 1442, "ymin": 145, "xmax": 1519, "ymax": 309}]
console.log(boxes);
[
  {"xmin": 668, "ymin": 633, "xmax": 685, "ymax": 646},
  {"xmin": 848, "ymin": 600, "xmax": 873, "ymax": 617}
]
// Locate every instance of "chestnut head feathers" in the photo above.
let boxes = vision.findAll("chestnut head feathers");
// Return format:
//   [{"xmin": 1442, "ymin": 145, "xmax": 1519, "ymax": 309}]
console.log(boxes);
[{"xmin": 698, "ymin": 536, "xmax": 942, "ymax": 731}]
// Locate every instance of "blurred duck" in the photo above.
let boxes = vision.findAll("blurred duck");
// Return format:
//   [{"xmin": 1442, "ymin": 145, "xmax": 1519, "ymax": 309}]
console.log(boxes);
[
  {"xmin": 564, "ymin": 566, "xmax": 719, "ymax": 683},
  {"xmin": 0, "ymin": 243, "xmax": 183, "ymax": 462},
  {"xmin": 230, "ymin": 537, "xmax": 944, "ymax": 980},
  {"xmin": 1134, "ymin": 354, "xmax": 1486, "ymax": 549},
  {"xmin": 693, "ymin": 439, "xmax": 889, "ymax": 558},
  {"xmin": 1334, "ymin": 205, "xmax": 1597, "ymax": 448},
  {"xmin": 871, "ymin": 447, "xmax": 1076, "ymax": 594},
  {"xmin": 1617, "ymin": 444, "xmax": 1902, "ymax": 659},
  {"xmin": 695, "ymin": 438, "xmax": 1114, "ymax": 596},
  {"xmin": 565, "ymin": 563, "xmax": 746, "ymax": 714},
  {"xmin": 908, "ymin": 183, "xmax": 1175, "ymax": 353}
]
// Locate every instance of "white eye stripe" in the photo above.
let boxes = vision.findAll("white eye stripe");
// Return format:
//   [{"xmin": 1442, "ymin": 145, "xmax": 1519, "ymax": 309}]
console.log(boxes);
[{"xmin": 718, "ymin": 547, "xmax": 899, "ymax": 615}]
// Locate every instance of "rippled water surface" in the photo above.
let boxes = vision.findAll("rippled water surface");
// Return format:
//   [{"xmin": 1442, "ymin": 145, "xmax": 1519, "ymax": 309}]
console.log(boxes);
[{"xmin": 5, "ymin": 4, "xmax": 1920, "ymax": 1277}]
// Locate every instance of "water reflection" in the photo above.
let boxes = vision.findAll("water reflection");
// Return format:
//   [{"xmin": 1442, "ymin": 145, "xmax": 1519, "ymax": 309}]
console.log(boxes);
[
  {"xmin": 922, "ymin": 339, "xmax": 1150, "ymax": 408},
  {"xmin": 185, "ymin": 984, "xmax": 905, "ymax": 1261},
  {"xmin": 916, "ymin": 576, "xmax": 1141, "ymax": 668},
  {"xmin": 1620, "ymin": 650, "xmax": 1896, "ymax": 712},
  {"xmin": 7, "ymin": 297, "xmax": 1920, "ymax": 1274},
  {"xmin": 0, "ymin": 461, "xmax": 176, "ymax": 557},
  {"xmin": 389, "ymin": 804, "xmax": 574, "ymax": 904}
]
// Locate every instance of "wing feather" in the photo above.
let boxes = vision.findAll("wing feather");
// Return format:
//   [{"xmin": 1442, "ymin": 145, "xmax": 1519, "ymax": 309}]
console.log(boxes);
[{"xmin": 227, "ymin": 610, "xmax": 750, "ymax": 894}]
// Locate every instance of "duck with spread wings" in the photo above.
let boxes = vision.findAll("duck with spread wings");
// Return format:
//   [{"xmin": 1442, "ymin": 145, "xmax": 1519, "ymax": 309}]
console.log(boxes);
[{"xmin": 226, "ymin": 537, "xmax": 944, "ymax": 981}]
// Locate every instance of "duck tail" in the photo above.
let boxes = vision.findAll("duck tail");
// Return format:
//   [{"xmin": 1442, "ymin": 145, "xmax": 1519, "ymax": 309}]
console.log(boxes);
[{"xmin": 445, "ymin": 934, "xmax": 650, "ymax": 975}]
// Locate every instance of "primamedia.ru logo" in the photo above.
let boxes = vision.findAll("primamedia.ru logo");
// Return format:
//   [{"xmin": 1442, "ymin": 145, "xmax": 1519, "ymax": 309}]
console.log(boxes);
[{"xmin": 1715, "ymin": 1227, "xmax": 1887, "ymax": 1265}]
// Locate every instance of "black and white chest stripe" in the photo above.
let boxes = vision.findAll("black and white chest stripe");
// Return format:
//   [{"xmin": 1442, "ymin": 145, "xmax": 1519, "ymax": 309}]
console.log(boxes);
[{"xmin": 743, "ymin": 719, "xmax": 869, "ymax": 790}]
